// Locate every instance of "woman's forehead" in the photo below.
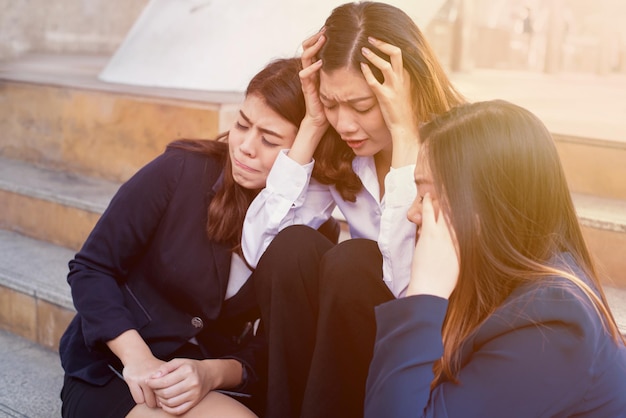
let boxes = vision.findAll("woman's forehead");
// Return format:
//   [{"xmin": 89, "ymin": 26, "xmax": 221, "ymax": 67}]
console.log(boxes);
[{"xmin": 319, "ymin": 68, "xmax": 372, "ymax": 102}]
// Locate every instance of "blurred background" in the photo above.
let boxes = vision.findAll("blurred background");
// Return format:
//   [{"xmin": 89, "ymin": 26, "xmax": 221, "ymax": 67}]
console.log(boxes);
[{"xmin": 1, "ymin": 0, "xmax": 625, "ymax": 81}]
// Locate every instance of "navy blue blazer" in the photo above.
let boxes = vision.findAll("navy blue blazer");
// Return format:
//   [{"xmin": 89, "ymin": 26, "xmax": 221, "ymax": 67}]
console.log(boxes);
[
  {"xmin": 365, "ymin": 254, "xmax": 626, "ymax": 417},
  {"xmin": 59, "ymin": 144, "xmax": 263, "ymax": 389}
]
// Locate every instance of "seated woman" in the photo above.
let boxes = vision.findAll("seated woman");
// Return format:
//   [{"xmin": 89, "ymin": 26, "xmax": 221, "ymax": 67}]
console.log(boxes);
[
  {"xmin": 58, "ymin": 57, "xmax": 338, "ymax": 418},
  {"xmin": 242, "ymin": 3, "xmax": 465, "ymax": 416},
  {"xmin": 365, "ymin": 100, "xmax": 626, "ymax": 417}
]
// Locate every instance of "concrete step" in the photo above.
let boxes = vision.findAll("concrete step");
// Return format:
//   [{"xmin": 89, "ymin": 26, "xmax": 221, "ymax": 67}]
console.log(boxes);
[
  {"xmin": 0, "ymin": 53, "xmax": 241, "ymax": 183},
  {"xmin": 555, "ymin": 134, "xmax": 626, "ymax": 201},
  {"xmin": 0, "ymin": 155, "xmax": 119, "ymax": 251},
  {"xmin": 450, "ymin": 70, "xmax": 626, "ymax": 202},
  {"xmin": 0, "ymin": 328, "xmax": 62, "ymax": 417},
  {"xmin": 574, "ymin": 193, "xmax": 626, "ymax": 288},
  {"xmin": 0, "ymin": 229, "xmax": 75, "ymax": 351}
]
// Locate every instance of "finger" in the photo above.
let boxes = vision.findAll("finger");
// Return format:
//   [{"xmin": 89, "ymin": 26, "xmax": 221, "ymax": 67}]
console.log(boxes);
[
  {"xmin": 299, "ymin": 59, "xmax": 323, "ymax": 84},
  {"xmin": 160, "ymin": 400, "xmax": 194, "ymax": 416},
  {"xmin": 141, "ymin": 383, "xmax": 158, "ymax": 408},
  {"xmin": 368, "ymin": 37, "xmax": 403, "ymax": 72},
  {"xmin": 126, "ymin": 381, "xmax": 146, "ymax": 405},
  {"xmin": 301, "ymin": 26, "xmax": 326, "ymax": 50},
  {"xmin": 361, "ymin": 46, "xmax": 392, "ymax": 81},
  {"xmin": 301, "ymin": 28, "xmax": 326, "ymax": 66},
  {"xmin": 158, "ymin": 388, "xmax": 189, "ymax": 409},
  {"xmin": 359, "ymin": 62, "xmax": 380, "ymax": 90},
  {"xmin": 149, "ymin": 357, "xmax": 181, "ymax": 380}
]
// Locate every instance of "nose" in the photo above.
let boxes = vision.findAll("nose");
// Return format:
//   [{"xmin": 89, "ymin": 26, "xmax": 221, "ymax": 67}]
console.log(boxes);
[
  {"xmin": 407, "ymin": 195, "xmax": 422, "ymax": 227},
  {"xmin": 239, "ymin": 131, "xmax": 257, "ymax": 158},
  {"xmin": 334, "ymin": 106, "xmax": 358, "ymax": 135}
]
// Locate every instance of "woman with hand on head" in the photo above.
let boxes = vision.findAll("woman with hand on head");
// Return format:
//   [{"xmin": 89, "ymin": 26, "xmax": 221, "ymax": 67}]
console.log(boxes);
[
  {"xmin": 365, "ymin": 100, "xmax": 626, "ymax": 418},
  {"xmin": 242, "ymin": 2, "xmax": 465, "ymax": 417},
  {"xmin": 58, "ymin": 57, "xmax": 326, "ymax": 418}
]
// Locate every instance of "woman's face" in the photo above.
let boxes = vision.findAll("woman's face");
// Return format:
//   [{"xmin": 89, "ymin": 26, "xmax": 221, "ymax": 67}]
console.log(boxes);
[
  {"xmin": 407, "ymin": 152, "xmax": 441, "ymax": 236},
  {"xmin": 319, "ymin": 67, "xmax": 393, "ymax": 158},
  {"xmin": 228, "ymin": 94, "xmax": 298, "ymax": 189}
]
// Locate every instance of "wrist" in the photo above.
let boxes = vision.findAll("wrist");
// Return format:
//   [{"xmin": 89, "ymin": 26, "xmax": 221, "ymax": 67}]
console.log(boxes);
[{"xmin": 209, "ymin": 359, "xmax": 244, "ymax": 389}]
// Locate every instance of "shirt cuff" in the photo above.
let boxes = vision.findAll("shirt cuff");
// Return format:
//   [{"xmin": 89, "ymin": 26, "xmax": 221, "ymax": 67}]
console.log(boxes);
[
  {"xmin": 265, "ymin": 150, "xmax": 314, "ymax": 202},
  {"xmin": 384, "ymin": 164, "xmax": 416, "ymax": 207}
]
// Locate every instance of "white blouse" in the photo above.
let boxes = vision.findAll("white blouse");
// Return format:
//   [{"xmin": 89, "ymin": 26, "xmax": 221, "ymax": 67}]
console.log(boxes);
[{"xmin": 242, "ymin": 150, "xmax": 417, "ymax": 298}]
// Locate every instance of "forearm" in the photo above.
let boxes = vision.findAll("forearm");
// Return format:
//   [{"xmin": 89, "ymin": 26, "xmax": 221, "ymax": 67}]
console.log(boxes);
[
  {"xmin": 206, "ymin": 359, "xmax": 244, "ymax": 390},
  {"xmin": 287, "ymin": 117, "xmax": 327, "ymax": 165},
  {"xmin": 379, "ymin": 164, "xmax": 418, "ymax": 297},
  {"xmin": 390, "ymin": 126, "xmax": 419, "ymax": 168},
  {"xmin": 106, "ymin": 329, "xmax": 154, "ymax": 366}
]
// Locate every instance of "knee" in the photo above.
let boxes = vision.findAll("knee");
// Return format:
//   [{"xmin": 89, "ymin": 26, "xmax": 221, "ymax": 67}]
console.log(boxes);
[
  {"xmin": 253, "ymin": 225, "xmax": 332, "ymax": 291},
  {"xmin": 258, "ymin": 225, "xmax": 323, "ymax": 264},
  {"xmin": 319, "ymin": 239, "xmax": 383, "ymax": 292}
]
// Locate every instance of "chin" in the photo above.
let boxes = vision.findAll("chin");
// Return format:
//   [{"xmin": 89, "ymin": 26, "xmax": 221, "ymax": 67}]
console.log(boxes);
[{"xmin": 233, "ymin": 176, "xmax": 262, "ymax": 190}]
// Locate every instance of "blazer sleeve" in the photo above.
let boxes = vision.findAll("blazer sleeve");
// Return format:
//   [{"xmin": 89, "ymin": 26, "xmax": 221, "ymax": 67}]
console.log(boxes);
[
  {"xmin": 366, "ymin": 288, "xmax": 602, "ymax": 418},
  {"xmin": 67, "ymin": 149, "xmax": 185, "ymax": 350}
]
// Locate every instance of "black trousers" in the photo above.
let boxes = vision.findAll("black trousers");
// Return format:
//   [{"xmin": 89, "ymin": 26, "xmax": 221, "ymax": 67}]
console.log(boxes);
[{"xmin": 253, "ymin": 225, "xmax": 395, "ymax": 418}]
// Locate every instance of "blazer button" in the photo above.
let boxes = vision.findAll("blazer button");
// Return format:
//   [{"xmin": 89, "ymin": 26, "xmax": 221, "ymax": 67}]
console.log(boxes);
[{"xmin": 191, "ymin": 317, "xmax": 204, "ymax": 329}]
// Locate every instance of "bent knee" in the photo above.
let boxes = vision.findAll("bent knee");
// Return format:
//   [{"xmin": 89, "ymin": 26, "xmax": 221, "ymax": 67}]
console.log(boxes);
[{"xmin": 319, "ymin": 239, "xmax": 383, "ymax": 288}]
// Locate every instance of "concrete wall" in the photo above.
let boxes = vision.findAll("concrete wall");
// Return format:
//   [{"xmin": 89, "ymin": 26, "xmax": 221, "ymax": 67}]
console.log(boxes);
[{"xmin": 0, "ymin": 0, "xmax": 148, "ymax": 60}]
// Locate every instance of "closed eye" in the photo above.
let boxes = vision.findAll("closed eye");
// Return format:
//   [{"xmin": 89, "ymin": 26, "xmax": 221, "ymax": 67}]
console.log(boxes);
[
  {"xmin": 235, "ymin": 121, "xmax": 248, "ymax": 130},
  {"xmin": 355, "ymin": 106, "xmax": 374, "ymax": 114},
  {"xmin": 262, "ymin": 137, "xmax": 279, "ymax": 147}
]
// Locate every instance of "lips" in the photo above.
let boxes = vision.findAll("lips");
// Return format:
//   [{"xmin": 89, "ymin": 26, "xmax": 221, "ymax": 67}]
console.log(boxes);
[
  {"xmin": 343, "ymin": 138, "xmax": 366, "ymax": 149},
  {"xmin": 233, "ymin": 157, "xmax": 258, "ymax": 172}
]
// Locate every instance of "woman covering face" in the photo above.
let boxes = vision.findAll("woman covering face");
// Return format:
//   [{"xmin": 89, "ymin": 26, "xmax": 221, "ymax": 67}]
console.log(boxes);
[
  {"xmin": 241, "ymin": 2, "xmax": 465, "ymax": 417},
  {"xmin": 366, "ymin": 100, "xmax": 626, "ymax": 417}
]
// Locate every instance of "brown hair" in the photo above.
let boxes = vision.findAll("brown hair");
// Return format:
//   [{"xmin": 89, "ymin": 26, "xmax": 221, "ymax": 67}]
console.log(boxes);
[
  {"xmin": 419, "ymin": 100, "xmax": 624, "ymax": 386},
  {"xmin": 312, "ymin": 1, "xmax": 466, "ymax": 200},
  {"xmin": 169, "ymin": 57, "xmax": 307, "ymax": 251}
]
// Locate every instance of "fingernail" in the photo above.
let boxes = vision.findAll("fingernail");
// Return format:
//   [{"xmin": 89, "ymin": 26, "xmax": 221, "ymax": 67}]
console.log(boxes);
[
  {"xmin": 361, "ymin": 47, "xmax": 370, "ymax": 55},
  {"xmin": 368, "ymin": 36, "xmax": 377, "ymax": 44}
]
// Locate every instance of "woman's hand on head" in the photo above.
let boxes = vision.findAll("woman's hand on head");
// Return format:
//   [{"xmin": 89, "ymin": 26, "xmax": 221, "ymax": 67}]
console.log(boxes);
[
  {"xmin": 360, "ymin": 37, "xmax": 420, "ymax": 167},
  {"xmin": 288, "ymin": 28, "xmax": 330, "ymax": 165},
  {"xmin": 299, "ymin": 27, "xmax": 329, "ymax": 131},
  {"xmin": 407, "ymin": 193, "xmax": 459, "ymax": 299}
]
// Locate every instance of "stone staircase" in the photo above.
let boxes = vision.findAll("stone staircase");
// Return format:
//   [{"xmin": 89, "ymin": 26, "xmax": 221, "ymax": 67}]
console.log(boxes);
[{"xmin": 1, "ymin": 53, "xmax": 626, "ymax": 416}]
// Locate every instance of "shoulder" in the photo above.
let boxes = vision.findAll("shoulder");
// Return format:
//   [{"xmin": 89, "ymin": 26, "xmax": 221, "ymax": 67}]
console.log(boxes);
[
  {"xmin": 478, "ymin": 263, "xmax": 605, "ymax": 347},
  {"xmin": 159, "ymin": 143, "xmax": 226, "ymax": 181}
]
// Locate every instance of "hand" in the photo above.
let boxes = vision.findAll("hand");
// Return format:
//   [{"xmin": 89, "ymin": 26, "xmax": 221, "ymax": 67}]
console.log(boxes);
[
  {"xmin": 121, "ymin": 354, "xmax": 165, "ymax": 409},
  {"xmin": 299, "ymin": 27, "xmax": 329, "ymax": 131},
  {"xmin": 407, "ymin": 193, "xmax": 459, "ymax": 299},
  {"xmin": 288, "ymin": 28, "xmax": 331, "ymax": 165},
  {"xmin": 147, "ymin": 358, "xmax": 237, "ymax": 416},
  {"xmin": 360, "ymin": 37, "xmax": 419, "ymax": 167}
]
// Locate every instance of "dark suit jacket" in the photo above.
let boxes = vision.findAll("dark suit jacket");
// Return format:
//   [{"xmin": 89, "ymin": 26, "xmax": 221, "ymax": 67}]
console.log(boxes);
[{"xmin": 59, "ymin": 144, "xmax": 263, "ymax": 390}]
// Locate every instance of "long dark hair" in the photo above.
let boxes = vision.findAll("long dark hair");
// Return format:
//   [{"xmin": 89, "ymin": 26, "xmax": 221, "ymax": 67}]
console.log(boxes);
[
  {"xmin": 169, "ymin": 57, "xmax": 306, "ymax": 251},
  {"xmin": 419, "ymin": 100, "xmax": 624, "ymax": 386},
  {"xmin": 312, "ymin": 1, "xmax": 466, "ymax": 200}
]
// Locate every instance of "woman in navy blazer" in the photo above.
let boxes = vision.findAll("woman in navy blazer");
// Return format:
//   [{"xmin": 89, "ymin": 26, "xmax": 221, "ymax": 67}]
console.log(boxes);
[
  {"xmin": 58, "ymin": 57, "xmax": 344, "ymax": 418},
  {"xmin": 365, "ymin": 100, "xmax": 626, "ymax": 417}
]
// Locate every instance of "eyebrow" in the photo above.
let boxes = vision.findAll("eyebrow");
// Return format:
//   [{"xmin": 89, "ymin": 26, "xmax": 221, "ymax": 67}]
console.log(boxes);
[
  {"xmin": 414, "ymin": 176, "xmax": 432, "ymax": 187},
  {"xmin": 239, "ymin": 110, "xmax": 286, "ymax": 139},
  {"xmin": 319, "ymin": 92, "xmax": 374, "ymax": 105}
]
